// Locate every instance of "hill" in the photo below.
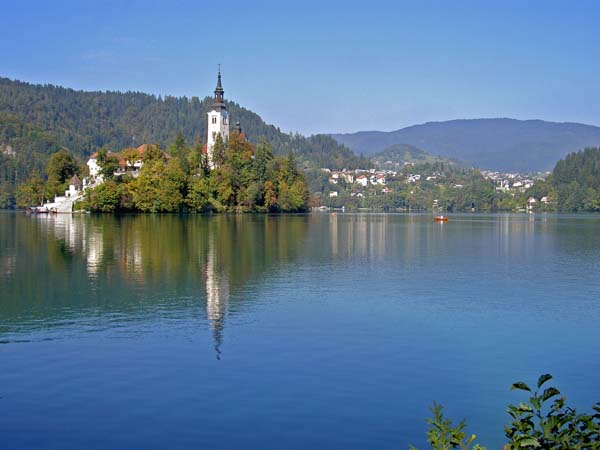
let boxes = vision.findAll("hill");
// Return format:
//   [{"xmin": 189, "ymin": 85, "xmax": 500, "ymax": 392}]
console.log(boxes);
[
  {"xmin": 0, "ymin": 76, "xmax": 368, "ymax": 195},
  {"xmin": 331, "ymin": 118, "xmax": 600, "ymax": 172},
  {"xmin": 370, "ymin": 143, "xmax": 462, "ymax": 170}
]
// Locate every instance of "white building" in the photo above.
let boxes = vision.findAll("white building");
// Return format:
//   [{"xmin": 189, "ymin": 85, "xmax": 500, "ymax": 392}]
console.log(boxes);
[
  {"xmin": 356, "ymin": 175, "xmax": 368, "ymax": 187},
  {"xmin": 87, "ymin": 157, "xmax": 102, "ymax": 178},
  {"xmin": 206, "ymin": 69, "xmax": 230, "ymax": 169},
  {"xmin": 66, "ymin": 175, "xmax": 82, "ymax": 197}
]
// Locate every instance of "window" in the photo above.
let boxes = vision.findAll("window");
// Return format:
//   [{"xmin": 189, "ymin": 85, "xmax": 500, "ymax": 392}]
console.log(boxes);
[
  {"xmin": 212, "ymin": 117, "xmax": 217, "ymax": 124},
  {"xmin": 223, "ymin": 117, "xmax": 227, "ymax": 125}
]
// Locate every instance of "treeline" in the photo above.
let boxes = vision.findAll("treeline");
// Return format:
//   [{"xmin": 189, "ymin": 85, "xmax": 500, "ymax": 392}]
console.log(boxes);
[
  {"xmin": 16, "ymin": 131, "xmax": 309, "ymax": 213},
  {"xmin": 549, "ymin": 147, "xmax": 600, "ymax": 212},
  {"xmin": 0, "ymin": 76, "xmax": 369, "ymax": 204},
  {"xmin": 323, "ymin": 148, "xmax": 600, "ymax": 213}
]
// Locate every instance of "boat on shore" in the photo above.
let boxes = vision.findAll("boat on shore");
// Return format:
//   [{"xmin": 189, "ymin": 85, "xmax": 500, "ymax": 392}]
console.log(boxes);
[{"xmin": 28, "ymin": 206, "xmax": 49, "ymax": 214}]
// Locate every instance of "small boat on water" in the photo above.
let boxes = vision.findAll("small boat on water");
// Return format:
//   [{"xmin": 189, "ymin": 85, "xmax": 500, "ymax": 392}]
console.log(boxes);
[{"xmin": 434, "ymin": 215, "xmax": 448, "ymax": 222}]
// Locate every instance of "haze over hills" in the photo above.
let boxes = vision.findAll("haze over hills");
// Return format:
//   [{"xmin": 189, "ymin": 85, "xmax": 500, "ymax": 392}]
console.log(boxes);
[{"xmin": 331, "ymin": 119, "xmax": 600, "ymax": 172}]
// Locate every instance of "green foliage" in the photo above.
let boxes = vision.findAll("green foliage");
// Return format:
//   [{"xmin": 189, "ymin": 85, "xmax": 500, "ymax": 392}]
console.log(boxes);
[
  {"xmin": 413, "ymin": 375, "xmax": 600, "ymax": 450},
  {"xmin": 552, "ymin": 147, "xmax": 600, "ymax": 212},
  {"xmin": 87, "ymin": 180, "xmax": 123, "ymax": 213},
  {"xmin": 74, "ymin": 132, "xmax": 310, "ymax": 214},
  {"xmin": 372, "ymin": 143, "xmax": 460, "ymax": 169},
  {"xmin": 411, "ymin": 402, "xmax": 486, "ymax": 450},
  {"xmin": 186, "ymin": 175, "xmax": 212, "ymax": 212},
  {"xmin": 0, "ymin": 185, "xmax": 13, "ymax": 208},
  {"xmin": 505, "ymin": 374, "xmax": 600, "ymax": 449},
  {"xmin": 131, "ymin": 158, "xmax": 186, "ymax": 212},
  {"xmin": 45, "ymin": 148, "xmax": 78, "ymax": 197},
  {"xmin": 0, "ymin": 76, "xmax": 366, "ymax": 202},
  {"xmin": 96, "ymin": 148, "xmax": 120, "ymax": 180},
  {"xmin": 14, "ymin": 171, "xmax": 46, "ymax": 207}
]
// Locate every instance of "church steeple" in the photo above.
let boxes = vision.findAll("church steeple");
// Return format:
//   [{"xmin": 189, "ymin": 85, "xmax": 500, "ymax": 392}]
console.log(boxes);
[
  {"xmin": 212, "ymin": 66, "xmax": 226, "ymax": 111},
  {"xmin": 206, "ymin": 65, "xmax": 230, "ymax": 169}
]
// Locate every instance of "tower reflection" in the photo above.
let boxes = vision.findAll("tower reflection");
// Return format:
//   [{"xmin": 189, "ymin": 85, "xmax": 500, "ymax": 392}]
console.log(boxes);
[{"xmin": 205, "ymin": 234, "xmax": 229, "ymax": 360}]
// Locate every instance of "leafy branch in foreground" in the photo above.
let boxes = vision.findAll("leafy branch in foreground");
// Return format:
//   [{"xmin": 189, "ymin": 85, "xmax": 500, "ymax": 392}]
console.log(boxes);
[
  {"xmin": 411, "ymin": 402, "xmax": 486, "ymax": 450},
  {"xmin": 505, "ymin": 373, "xmax": 600, "ymax": 449},
  {"xmin": 412, "ymin": 374, "xmax": 600, "ymax": 450}
]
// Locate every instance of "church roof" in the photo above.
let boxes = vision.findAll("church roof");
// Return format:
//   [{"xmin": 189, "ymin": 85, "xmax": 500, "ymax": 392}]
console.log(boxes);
[{"xmin": 69, "ymin": 174, "xmax": 82, "ymax": 186}]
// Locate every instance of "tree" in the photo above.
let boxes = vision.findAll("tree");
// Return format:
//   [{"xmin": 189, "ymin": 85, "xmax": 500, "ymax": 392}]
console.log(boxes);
[
  {"xmin": 87, "ymin": 180, "xmax": 122, "ymax": 212},
  {"xmin": 15, "ymin": 171, "xmax": 45, "ymax": 207},
  {"xmin": 186, "ymin": 175, "xmax": 212, "ymax": 212},
  {"xmin": 141, "ymin": 144, "xmax": 164, "ymax": 163},
  {"xmin": 167, "ymin": 131, "xmax": 190, "ymax": 174},
  {"xmin": 121, "ymin": 147, "xmax": 140, "ymax": 167},
  {"xmin": 211, "ymin": 134, "xmax": 227, "ymax": 168},
  {"xmin": 97, "ymin": 148, "xmax": 120, "ymax": 180},
  {"xmin": 132, "ymin": 157, "xmax": 185, "ymax": 212},
  {"xmin": 46, "ymin": 148, "xmax": 78, "ymax": 197},
  {"xmin": 0, "ymin": 185, "xmax": 13, "ymax": 209},
  {"xmin": 47, "ymin": 148, "xmax": 77, "ymax": 184},
  {"xmin": 254, "ymin": 140, "xmax": 274, "ymax": 185}
]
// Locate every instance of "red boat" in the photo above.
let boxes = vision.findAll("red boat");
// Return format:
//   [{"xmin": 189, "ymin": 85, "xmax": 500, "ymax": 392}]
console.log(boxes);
[{"xmin": 434, "ymin": 215, "xmax": 448, "ymax": 222}]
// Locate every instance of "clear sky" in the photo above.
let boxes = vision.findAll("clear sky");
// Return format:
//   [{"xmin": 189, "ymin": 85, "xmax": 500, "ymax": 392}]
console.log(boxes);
[{"xmin": 1, "ymin": 0, "xmax": 599, "ymax": 134}]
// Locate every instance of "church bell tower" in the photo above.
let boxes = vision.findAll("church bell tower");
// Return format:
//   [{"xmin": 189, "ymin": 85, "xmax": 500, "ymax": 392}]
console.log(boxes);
[{"xmin": 206, "ymin": 67, "xmax": 229, "ymax": 168}]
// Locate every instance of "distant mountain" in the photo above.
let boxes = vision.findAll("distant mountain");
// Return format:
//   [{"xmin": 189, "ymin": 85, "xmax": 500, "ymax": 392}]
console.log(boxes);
[
  {"xmin": 370, "ymin": 143, "xmax": 462, "ymax": 169},
  {"xmin": 331, "ymin": 118, "xmax": 600, "ymax": 172}
]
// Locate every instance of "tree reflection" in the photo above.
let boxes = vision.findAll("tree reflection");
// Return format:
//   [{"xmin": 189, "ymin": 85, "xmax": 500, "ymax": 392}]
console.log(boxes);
[{"xmin": 0, "ymin": 213, "xmax": 311, "ymax": 357}]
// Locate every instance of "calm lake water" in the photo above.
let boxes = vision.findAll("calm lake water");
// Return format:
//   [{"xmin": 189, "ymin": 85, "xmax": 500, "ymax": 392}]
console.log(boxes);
[{"xmin": 1, "ymin": 211, "xmax": 600, "ymax": 449}]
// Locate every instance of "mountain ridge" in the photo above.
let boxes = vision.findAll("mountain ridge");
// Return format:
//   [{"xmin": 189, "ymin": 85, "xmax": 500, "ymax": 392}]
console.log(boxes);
[
  {"xmin": 0, "ymin": 76, "xmax": 370, "ymax": 194},
  {"xmin": 331, "ymin": 118, "xmax": 600, "ymax": 172}
]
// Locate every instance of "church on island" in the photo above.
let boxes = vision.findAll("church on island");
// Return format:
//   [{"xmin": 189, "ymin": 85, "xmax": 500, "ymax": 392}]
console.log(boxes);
[
  {"xmin": 205, "ymin": 68, "xmax": 230, "ymax": 169},
  {"xmin": 37, "ymin": 69, "xmax": 238, "ymax": 213}
]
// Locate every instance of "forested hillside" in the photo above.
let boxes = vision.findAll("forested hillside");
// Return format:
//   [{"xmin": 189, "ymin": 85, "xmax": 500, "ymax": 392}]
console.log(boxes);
[
  {"xmin": 370, "ymin": 143, "xmax": 461, "ymax": 170},
  {"xmin": 0, "ymin": 76, "xmax": 368, "ymax": 203},
  {"xmin": 551, "ymin": 147, "xmax": 600, "ymax": 211},
  {"xmin": 331, "ymin": 118, "xmax": 600, "ymax": 172}
]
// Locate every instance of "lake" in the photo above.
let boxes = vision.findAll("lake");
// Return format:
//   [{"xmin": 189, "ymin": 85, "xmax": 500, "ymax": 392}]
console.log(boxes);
[{"xmin": 1, "ymin": 211, "xmax": 600, "ymax": 449}]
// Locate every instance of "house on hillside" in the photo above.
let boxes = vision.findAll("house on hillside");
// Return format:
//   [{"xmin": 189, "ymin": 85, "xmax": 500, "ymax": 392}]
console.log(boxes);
[
  {"xmin": 87, "ymin": 144, "xmax": 167, "ymax": 181},
  {"xmin": 356, "ymin": 175, "xmax": 368, "ymax": 187}
]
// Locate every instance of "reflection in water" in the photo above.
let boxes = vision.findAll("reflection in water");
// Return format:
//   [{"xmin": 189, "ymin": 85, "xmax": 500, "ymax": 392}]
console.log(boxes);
[
  {"xmin": 3, "ymin": 212, "xmax": 600, "ymax": 348},
  {"xmin": 0, "ymin": 213, "xmax": 312, "ymax": 354},
  {"xmin": 205, "ymin": 234, "xmax": 229, "ymax": 359},
  {"xmin": 2, "ymin": 212, "xmax": 600, "ymax": 450}
]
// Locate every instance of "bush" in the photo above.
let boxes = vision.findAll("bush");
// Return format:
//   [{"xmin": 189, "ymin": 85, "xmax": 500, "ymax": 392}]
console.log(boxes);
[{"xmin": 414, "ymin": 374, "xmax": 600, "ymax": 450}]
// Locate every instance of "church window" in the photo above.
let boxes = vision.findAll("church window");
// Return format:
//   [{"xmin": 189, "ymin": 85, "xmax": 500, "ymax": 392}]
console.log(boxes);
[{"xmin": 212, "ymin": 117, "xmax": 217, "ymax": 124}]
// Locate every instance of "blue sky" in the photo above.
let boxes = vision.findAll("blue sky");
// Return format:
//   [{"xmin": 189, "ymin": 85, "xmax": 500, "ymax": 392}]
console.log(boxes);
[{"xmin": 1, "ymin": 0, "xmax": 599, "ymax": 134}]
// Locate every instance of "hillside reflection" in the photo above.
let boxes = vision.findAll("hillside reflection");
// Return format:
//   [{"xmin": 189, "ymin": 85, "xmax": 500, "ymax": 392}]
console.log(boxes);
[
  {"xmin": 0, "ymin": 213, "xmax": 312, "ymax": 354},
  {"xmin": 3, "ymin": 212, "xmax": 596, "ymax": 354}
]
